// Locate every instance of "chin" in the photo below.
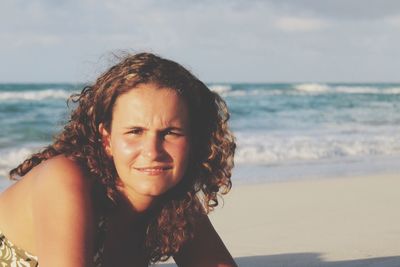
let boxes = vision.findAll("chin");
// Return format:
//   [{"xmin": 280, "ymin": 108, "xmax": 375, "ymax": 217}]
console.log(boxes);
[{"xmin": 136, "ymin": 183, "xmax": 173, "ymax": 197}]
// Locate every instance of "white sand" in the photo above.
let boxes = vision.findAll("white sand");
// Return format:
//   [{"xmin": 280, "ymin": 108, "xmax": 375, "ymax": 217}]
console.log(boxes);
[{"xmin": 159, "ymin": 174, "xmax": 400, "ymax": 266}]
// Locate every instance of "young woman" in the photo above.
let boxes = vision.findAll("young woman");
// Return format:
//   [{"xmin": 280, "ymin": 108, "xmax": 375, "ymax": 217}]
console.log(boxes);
[{"xmin": 0, "ymin": 52, "xmax": 237, "ymax": 266}]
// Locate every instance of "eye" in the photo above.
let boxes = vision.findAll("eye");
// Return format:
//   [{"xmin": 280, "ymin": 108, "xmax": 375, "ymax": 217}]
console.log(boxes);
[
  {"xmin": 166, "ymin": 130, "xmax": 181, "ymax": 136},
  {"xmin": 163, "ymin": 129, "xmax": 184, "ymax": 138},
  {"xmin": 126, "ymin": 127, "xmax": 144, "ymax": 135}
]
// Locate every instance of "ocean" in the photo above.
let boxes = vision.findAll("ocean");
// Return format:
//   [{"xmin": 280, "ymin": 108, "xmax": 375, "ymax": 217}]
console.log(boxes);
[{"xmin": 1, "ymin": 83, "xmax": 400, "ymax": 190}]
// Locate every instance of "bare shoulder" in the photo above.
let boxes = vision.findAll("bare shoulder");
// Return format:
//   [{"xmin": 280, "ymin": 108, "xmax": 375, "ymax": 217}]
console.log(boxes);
[
  {"xmin": 35, "ymin": 155, "xmax": 90, "ymax": 185},
  {"xmin": 31, "ymin": 154, "xmax": 95, "ymax": 221},
  {"xmin": 0, "ymin": 155, "xmax": 92, "ymax": 227},
  {"xmin": 31, "ymin": 155, "xmax": 96, "ymax": 265},
  {"xmin": 0, "ymin": 155, "xmax": 96, "ymax": 265}
]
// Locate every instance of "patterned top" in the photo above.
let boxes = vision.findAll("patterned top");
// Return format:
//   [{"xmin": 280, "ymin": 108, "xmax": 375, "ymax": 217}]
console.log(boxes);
[
  {"xmin": 0, "ymin": 231, "xmax": 38, "ymax": 267},
  {"xmin": 0, "ymin": 217, "xmax": 107, "ymax": 267}
]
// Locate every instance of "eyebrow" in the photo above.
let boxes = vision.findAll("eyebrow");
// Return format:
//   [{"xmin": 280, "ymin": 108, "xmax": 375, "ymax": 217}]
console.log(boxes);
[{"xmin": 123, "ymin": 126, "xmax": 187, "ymax": 132}]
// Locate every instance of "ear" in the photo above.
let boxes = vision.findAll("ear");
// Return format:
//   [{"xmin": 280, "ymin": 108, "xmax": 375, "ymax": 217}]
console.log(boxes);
[{"xmin": 99, "ymin": 123, "xmax": 113, "ymax": 157}]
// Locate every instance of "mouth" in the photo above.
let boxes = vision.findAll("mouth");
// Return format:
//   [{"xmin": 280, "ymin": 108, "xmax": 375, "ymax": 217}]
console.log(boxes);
[{"xmin": 134, "ymin": 166, "xmax": 172, "ymax": 175}]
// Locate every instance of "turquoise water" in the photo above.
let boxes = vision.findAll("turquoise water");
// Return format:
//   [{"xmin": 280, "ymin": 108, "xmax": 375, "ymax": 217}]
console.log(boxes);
[{"xmin": 1, "ymin": 82, "xmax": 400, "ymax": 189}]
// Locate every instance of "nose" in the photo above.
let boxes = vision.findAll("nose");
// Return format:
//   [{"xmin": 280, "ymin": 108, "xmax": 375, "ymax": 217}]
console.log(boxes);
[{"xmin": 141, "ymin": 133, "xmax": 164, "ymax": 160}]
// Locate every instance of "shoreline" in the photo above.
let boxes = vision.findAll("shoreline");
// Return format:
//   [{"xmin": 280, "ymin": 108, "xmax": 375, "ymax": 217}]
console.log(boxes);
[{"xmin": 232, "ymin": 154, "xmax": 400, "ymax": 185}]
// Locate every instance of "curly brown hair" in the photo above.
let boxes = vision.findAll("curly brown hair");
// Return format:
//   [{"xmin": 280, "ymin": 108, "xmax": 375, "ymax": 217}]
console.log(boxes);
[{"xmin": 9, "ymin": 52, "xmax": 236, "ymax": 263}]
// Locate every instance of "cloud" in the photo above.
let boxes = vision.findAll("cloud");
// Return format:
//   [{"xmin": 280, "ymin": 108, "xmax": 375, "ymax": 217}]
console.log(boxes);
[
  {"xmin": 269, "ymin": 0, "xmax": 400, "ymax": 20},
  {"xmin": 4, "ymin": 34, "xmax": 62, "ymax": 47},
  {"xmin": 385, "ymin": 15, "xmax": 400, "ymax": 28},
  {"xmin": 274, "ymin": 16, "xmax": 328, "ymax": 32},
  {"xmin": 1, "ymin": 0, "xmax": 400, "ymax": 82}
]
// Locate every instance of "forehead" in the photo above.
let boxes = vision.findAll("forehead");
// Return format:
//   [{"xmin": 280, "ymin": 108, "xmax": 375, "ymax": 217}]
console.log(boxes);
[{"xmin": 112, "ymin": 84, "xmax": 189, "ymax": 127}]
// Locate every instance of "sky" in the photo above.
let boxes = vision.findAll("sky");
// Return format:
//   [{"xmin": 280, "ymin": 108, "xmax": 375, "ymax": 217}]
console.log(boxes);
[{"xmin": 1, "ymin": 0, "xmax": 400, "ymax": 83}]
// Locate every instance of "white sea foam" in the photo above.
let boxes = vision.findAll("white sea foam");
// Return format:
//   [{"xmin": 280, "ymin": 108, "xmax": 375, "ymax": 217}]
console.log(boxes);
[
  {"xmin": 294, "ymin": 83, "xmax": 330, "ymax": 93},
  {"xmin": 210, "ymin": 86, "xmax": 287, "ymax": 97},
  {"xmin": 294, "ymin": 84, "xmax": 400, "ymax": 95},
  {"xmin": 223, "ymin": 89, "xmax": 284, "ymax": 97},
  {"xmin": 334, "ymin": 86, "xmax": 400, "ymax": 94},
  {"xmin": 208, "ymin": 84, "xmax": 232, "ymax": 94},
  {"xmin": 209, "ymin": 84, "xmax": 400, "ymax": 98},
  {"xmin": 383, "ymin": 87, "xmax": 400, "ymax": 94},
  {"xmin": 334, "ymin": 86, "xmax": 380, "ymax": 94},
  {"xmin": 234, "ymin": 131, "xmax": 400, "ymax": 165},
  {"xmin": 0, "ymin": 147, "xmax": 38, "ymax": 178},
  {"xmin": 0, "ymin": 89, "xmax": 71, "ymax": 101}
]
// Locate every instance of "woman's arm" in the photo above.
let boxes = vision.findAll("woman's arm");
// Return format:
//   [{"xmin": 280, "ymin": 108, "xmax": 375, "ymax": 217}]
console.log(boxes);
[
  {"xmin": 31, "ymin": 156, "xmax": 95, "ymax": 267},
  {"xmin": 173, "ymin": 214, "xmax": 237, "ymax": 267}
]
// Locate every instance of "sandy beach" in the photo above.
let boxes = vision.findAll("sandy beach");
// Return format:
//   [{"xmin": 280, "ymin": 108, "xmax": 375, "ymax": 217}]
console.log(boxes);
[{"xmin": 158, "ymin": 173, "xmax": 400, "ymax": 267}]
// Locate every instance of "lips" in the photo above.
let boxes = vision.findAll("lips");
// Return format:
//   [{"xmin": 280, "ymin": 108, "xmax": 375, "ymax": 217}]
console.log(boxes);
[{"xmin": 134, "ymin": 166, "xmax": 172, "ymax": 175}]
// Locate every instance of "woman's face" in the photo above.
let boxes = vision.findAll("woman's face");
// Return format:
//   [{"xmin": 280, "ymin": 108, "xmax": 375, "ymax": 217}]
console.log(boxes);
[{"xmin": 101, "ymin": 84, "xmax": 190, "ymax": 206}]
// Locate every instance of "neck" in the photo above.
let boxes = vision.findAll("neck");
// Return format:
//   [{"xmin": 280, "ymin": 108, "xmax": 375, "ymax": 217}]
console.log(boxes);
[{"xmin": 116, "ymin": 184, "xmax": 159, "ymax": 214}]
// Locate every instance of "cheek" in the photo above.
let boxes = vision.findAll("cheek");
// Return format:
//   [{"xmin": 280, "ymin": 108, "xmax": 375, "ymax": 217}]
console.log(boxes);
[
  {"xmin": 111, "ymin": 137, "xmax": 139, "ymax": 160},
  {"xmin": 170, "ymin": 140, "xmax": 191, "ymax": 167}
]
